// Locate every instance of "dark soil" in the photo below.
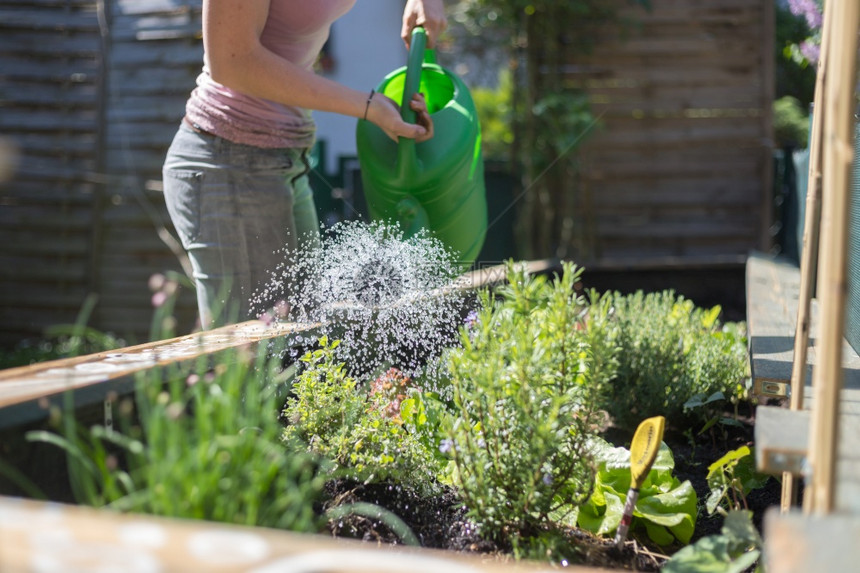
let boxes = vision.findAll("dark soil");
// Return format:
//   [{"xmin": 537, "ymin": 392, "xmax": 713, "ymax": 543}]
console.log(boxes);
[{"xmin": 320, "ymin": 401, "xmax": 783, "ymax": 571}]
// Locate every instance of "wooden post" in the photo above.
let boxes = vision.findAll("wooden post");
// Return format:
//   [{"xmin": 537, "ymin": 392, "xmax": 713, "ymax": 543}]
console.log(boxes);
[
  {"xmin": 782, "ymin": 0, "xmax": 832, "ymax": 513},
  {"xmin": 805, "ymin": 0, "xmax": 860, "ymax": 515}
]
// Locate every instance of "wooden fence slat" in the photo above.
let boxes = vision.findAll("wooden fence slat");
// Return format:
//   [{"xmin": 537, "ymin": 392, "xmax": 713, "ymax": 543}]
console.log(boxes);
[
  {"xmin": 109, "ymin": 43, "xmax": 204, "ymax": 67},
  {"xmin": 0, "ymin": 113, "xmax": 98, "ymax": 132},
  {"xmin": 0, "ymin": 234, "xmax": 90, "ymax": 255},
  {"xmin": 1, "ymin": 0, "xmax": 95, "ymax": 6},
  {"xmin": 0, "ymin": 187, "xmax": 95, "ymax": 204},
  {"xmin": 0, "ymin": 34, "xmax": 100, "ymax": 55},
  {"xmin": 0, "ymin": 9, "xmax": 99, "ymax": 31}
]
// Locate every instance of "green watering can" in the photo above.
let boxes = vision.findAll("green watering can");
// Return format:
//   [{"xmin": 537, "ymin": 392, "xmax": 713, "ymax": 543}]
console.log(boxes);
[{"xmin": 356, "ymin": 27, "xmax": 487, "ymax": 267}]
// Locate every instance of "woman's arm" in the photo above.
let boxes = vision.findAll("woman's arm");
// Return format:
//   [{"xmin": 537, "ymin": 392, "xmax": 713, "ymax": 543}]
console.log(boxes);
[{"xmin": 203, "ymin": 0, "xmax": 430, "ymax": 140}]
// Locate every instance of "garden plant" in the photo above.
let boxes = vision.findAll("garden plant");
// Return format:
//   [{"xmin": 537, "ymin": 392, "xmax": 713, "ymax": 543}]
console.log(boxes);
[{"xmin": 9, "ymin": 257, "xmax": 767, "ymax": 570}]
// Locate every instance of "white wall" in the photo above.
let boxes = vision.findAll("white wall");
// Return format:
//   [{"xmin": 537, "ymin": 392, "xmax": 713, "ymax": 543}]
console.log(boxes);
[{"xmin": 313, "ymin": 2, "xmax": 406, "ymax": 174}]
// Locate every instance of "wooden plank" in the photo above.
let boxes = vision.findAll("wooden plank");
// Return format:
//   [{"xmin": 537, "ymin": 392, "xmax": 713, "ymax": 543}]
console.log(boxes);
[
  {"xmin": 0, "ymin": 320, "xmax": 321, "ymax": 428},
  {"xmin": 0, "ymin": 53, "xmax": 99, "ymax": 75},
  {"xmin": 0, "ymin": 496, "xmax": 578, "ymax": 573},
  {"xmin": 584, "ymin": 121, "xmax": 763, "ymax": 148},
  {"xmin": 0, "ymin": 192, "xmax": 93, "ymax": 208},
  {"xmin": 0, "ymin": 11, "xmax": 99, "ymax": 32},
  {"xmin": 0, "ymin": 307, "xmax": 105, "ymax": 331},
  {"xmin": 597, "ymin": 244, "xmax": 752, "ymax": 261},
  {"xmin": 572, "ymin": 53, "xmax": 762, "ymax": 75},
  {"xmin": 0, "ymin": 234, "xmax": 89, "ymax": 256},
  {"xmin": 586, "ymin": 87, "xmax": 764, "ymax": 110},
  {"xmin": 0, "ymin": 112, "xmax": 98, "ymax": 132},
  {"xmin": 764, "ymin": 510, "xmax": 860, "ymax": 573},
  {"xmin": 589, "ymin": 105, "xmax": 764, "ymax": 122},
  {"xmin": 745, "ymin": 252, "xmax": 802, "ymax": 396},
  {"xmin": 567, "ymin": 67, "xmax": 762, "ymax": 89},
  {"xmin": 104, "ymin": 149, "xmax": 172, "ymax": 170},
  {"xmin": 111, "ymin": 22, "xmax": 202, "ymax": 43},
  {"xmin": 749, "ymin": 252, "xmax": 860, "ymax": 512},
  {"xmin": 583, "ymin": 162, "xmax": 760, "ymax": 181},
  {"xmin": 116, "ymin": 0, "xmax": 202, "ymax": 16},
  {"xmin": 110, "ymin": 67, "xmax": 201, "ymax": 90},
  {"xmin": 0, "ymin": 33, "xmax": 100, "ymax": 55},
  {"xmin": 106, "ymin": 100, "xmax": 190, "ymax": 123},
  {"xmin": 0, "ymin": 258, "xmax": 88, "ymax": 283},
  {"xmin": 0, "ymin": 207, "xmax": 93, "ymax": 228},
  {"xmin": 1, "ymin": 0, "xmax": 95, "ymax": 7},
  {"xmin": 0, "ymin": 87, "xmax": 99, "ymax": 107},
  {"xmin": 595, "ymin": 219, "xmax": 756, "ymax": 240},
  {"xmin": 755, "ymin": 406, "xmax": 809, "ymax": 475},
  {"xmin": 10, "ymin": 165, "xmax": 99, "ymax": 184},
  {"xmin": 807, "ymin": 0, "xmax": 860, "ymax": 515},
  {"xmin": 590, "ymin": 182, "xmax": 760, "ymax": 208},
  {"xmin": 755, "ymin": 407, "xmax": 860, "ymax": 512},
  {"xmin": 109, "ymin": 43, "xmax": 204, "ymax": 67}
]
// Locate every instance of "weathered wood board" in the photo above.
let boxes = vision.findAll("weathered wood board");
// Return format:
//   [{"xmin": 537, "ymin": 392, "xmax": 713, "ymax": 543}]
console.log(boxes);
[{"xmin": 0, "ymin": 496, "xmax": 599, "ymax": 573}]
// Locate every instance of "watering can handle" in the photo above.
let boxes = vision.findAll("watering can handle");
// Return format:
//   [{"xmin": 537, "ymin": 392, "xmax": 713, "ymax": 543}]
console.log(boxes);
[
  {"xmin": 400, "ymin": 26, "xmax": 427, "ymax": 125},
  {"xmin": 397, "ymin": 26, "xmax": 427, "ymax": 179}
]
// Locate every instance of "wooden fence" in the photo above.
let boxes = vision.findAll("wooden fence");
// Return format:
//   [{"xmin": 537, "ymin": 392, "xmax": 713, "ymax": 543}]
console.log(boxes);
[
  {"xmin": 568, "ymin": 0, "xmax": 773, "ymax": 263},
  {"xmin": 0, "ymin": 0, "xmax": 774, "ymax": 348},
  {"xmin": 0, "ymin": 0, "xmax": 202, "ymax": 347}
]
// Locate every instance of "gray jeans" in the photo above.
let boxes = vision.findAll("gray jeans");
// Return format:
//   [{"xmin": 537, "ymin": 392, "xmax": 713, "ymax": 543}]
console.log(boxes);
[{"xmin": 162, "ymin": 121, "xmax": 320, "ymax": 328}]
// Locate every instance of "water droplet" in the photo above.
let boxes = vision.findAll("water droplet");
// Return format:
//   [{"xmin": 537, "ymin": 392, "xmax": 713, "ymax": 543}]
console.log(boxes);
[{"xmin": 252, "ymin": 221, "xmax": 472, "ymax": 381}]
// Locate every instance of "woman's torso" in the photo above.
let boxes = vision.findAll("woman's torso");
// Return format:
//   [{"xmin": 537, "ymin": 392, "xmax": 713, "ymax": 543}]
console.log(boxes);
[{"xmin": 185, "ymin": 0, "xmax": 356, "ymax": 148}]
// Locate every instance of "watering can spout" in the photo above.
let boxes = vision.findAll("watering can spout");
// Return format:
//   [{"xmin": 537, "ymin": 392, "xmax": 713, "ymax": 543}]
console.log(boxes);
[{"xmin": 396, "ymin": 195, "xmax": 430, "ymax": 237}]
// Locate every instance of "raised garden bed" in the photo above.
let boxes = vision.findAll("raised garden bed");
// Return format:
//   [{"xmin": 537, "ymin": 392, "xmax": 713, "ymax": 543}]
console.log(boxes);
[{"xmin": 0, "ymin": 253, "xmax": 778, "ymax": 571}]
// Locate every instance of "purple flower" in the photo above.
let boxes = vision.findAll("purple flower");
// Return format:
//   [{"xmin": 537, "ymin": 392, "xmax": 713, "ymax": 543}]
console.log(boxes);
[
  {"xmin": 464, "ymin": 309, "xmax": 479, "ymax": 329},
  {"xmin": 799, "ymin": 40, "xmax": 820, "ymax": 64},
  {"xmin": 786, "ymin": 0, "xmax": 822, "ymax": 31},
  {"xmin": 438, "ymin": 438, "xmax": 454, "ymax": 454}
]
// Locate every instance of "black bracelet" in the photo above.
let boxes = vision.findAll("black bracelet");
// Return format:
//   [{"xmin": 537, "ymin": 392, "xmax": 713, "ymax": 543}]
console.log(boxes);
[{"xmin": 363, "ymin": 89, "xmax": 375, "ymax": 121}]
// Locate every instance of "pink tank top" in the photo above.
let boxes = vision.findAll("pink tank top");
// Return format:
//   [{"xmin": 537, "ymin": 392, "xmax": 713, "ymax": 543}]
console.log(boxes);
[{"xmin": 185, "ymin": 0, "xmax": 356, "ymax": 148}]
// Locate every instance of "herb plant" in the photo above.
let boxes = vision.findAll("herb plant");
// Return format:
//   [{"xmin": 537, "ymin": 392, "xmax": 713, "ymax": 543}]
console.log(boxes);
[
  {"xmin": 445, "ymin": 263, "xmax": 604, "ymax": 542},
  {"xmin": 28, "ymin": 340, "xmax": 325, "ymax": 532},
  {"xmin": 586, "ymin": 290, "xmax": 749, "ymax": 433},
  {"xmin": 282, "ymin": 337, "xmax": 448, "ymax": 495},
  {"xmin": 705, "ymin": 445, "xmax": 771, "ymax": 516}
]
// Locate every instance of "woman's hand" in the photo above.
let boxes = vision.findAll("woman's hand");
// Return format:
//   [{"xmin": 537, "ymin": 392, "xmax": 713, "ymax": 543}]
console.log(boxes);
[
  {"xmin": 402, "ymin": 0, "xmax": 448, "ymax": 49},
  {"xmin": 367, "ymin": 92, "xmax": 434, "ymax": 143}
]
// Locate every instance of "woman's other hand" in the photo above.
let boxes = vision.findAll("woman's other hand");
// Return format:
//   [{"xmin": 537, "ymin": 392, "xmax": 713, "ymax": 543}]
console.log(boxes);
[{"xmin": 402, "ymin": 0, "xmax": 447, "ymax": 49}]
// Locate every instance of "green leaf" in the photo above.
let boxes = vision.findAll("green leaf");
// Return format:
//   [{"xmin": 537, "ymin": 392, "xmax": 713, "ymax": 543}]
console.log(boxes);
[
  {"xmin": 707, "ymin": 445, "xmax": 751, "ymax": 478},
  {"xmin": 635, "ymin": 480, "xmax": 697, "ymax": 543},
  {"xmin": 702, "ymin": 305, "xmax": 722, "ymax": 329},
  {"xmin": 684, "ymin": 391, "xmax": 725, "ymax": 411},
  {"xmin": 663, "ymin": 535, "xmax": 741, "ymax": 572},
  {"xmin": 663, "ymin": 510, "xmax": 761, "ymax": 573},
  {"xmin": 579, "ymin": 438, "xmax": 696, "ymax": 543},
  {"xmin": 597, "ymin": 488, "xmax": 625, "ymax": 535},
  {"xmin": 723, "ymin": 509, "xmax": 762, "ymax": 549},
  {"xmin": 644, "ymin": 520, "xmax": 675, "ymax": 546},
  {"xmin": 733, "ymin": 449, "xmax": 771, "ymax": 494},
  {"xmin": 706, "ymin": 487, "xmax": 725, "ymax": 515},
  {"xmin": 400, "ymin": 398, "xmax": 423, "ymax": 426}
]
